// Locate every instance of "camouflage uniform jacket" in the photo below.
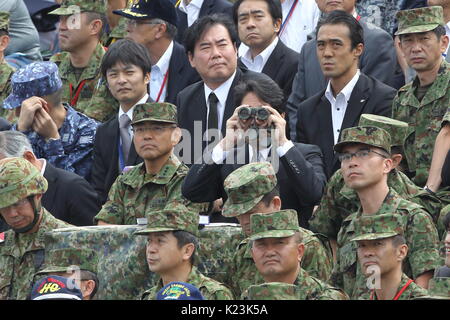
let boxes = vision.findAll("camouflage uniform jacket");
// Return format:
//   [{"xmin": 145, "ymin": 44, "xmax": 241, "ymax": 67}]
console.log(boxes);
[
  {"xmin": 141, "ymin": 266, "xmax": 234, "ymax": 300},
  {"xmin": 228, "ymin": 227, "xmax": 334, "ymax": 298},
  {"xmin": 11, "ymin": 104, "xmax": 99, "ymax": 180},
  {"xmin": 241, "ymin": 268, "xmax": 348, "ymax": 300},
  {"xmin": 94, "ymin": 155, "xmax": 207, "ymax": 225},
  {"xmin": 332, "ymin": 189, "xmax": 440, "ymax": 299},
  {"xmin": 0, "ymin": 61, "xmax": 15, "ymax": 123},
  {"xmin": 310, "ymin": 168, "xmax": 443, "ymax": 240},
  {"xmin": 392, "ymin": 60, "xmax": 450, "ymax": 186},
  {"xmin": 0, "ymin": 209, "xmax": 71, "ymax": 300},
  {"xmin": 101, "ymin": 18, "xmax": 127, "ymax": 48},
  {"xmin": 356, "ymin": 273, "xmax": 428, "ymax": 300},
  {"xmin": 50, "ymin": 42, "xmax": 119, "ymax": 122}
]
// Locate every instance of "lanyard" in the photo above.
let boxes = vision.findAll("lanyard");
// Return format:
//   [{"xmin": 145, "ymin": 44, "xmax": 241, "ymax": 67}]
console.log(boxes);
[
  {"xmin": 69, "ymin": 80, "xmax": 87, "ymax": 106},
  {"xmin": 118, "ymin": 138, "xmax": 125, "ymax": 171},
  {"xmin": 356, "ymin": 15, "xmax": 361, "ymax": 21},
  {"xmin": 370, "ymin": 279, "xmax": 414, "ymax": 300},
  {"xmin": 155, "ymin": 70, "xmax": 169, "ymax": 102},
  {"xmin": 279, "ymin": 0, "xmax": 299, "ymax": 36}
]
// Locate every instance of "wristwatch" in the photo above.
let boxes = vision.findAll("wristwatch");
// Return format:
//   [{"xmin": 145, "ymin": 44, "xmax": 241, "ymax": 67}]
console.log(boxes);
[{"xmin": 423, "ymin": 186, "xmax": 436, "ymax": 195}]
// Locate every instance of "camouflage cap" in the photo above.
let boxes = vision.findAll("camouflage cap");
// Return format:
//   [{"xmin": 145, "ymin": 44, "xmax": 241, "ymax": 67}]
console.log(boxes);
[
  {"xmin": 249, "ymin": 209, "xmax": 299, "ymax": 241},
  {"xmin": 37, "ymin": 248, "xmax": 99, "ymax": 275},
  {"xmin": 416, "ymin": 277, "xmax": 450, "ymax": 300},
  {"xmin": 395, "ymin": 6, "xmax": 444, "ymax": 36},
  {"xmin": 134, "ymin": 205, "xmax": 200, "ymax": 237},
  {"xmin": 334, "ymin": 126, "xmax": 391, "ymax": 154},
  {"xmin": 113, "ymin": 0, "xmax": 179, "ymax": 26},
  {"xmin": 49, "ymin": 0, "xmax": 106, "ymax": 15},
  {"xmin": 222, "ymin": 162, "xmax": 277, "ymax": 217},
  {"xmin": 3, "ymin": 61, "xmax": 63, "ymax": 110},
  {"xmin": 245, "ymin": 282, "xmax": 299, "ymax": 300},
  {"xmin": 0, "ymin": 11, "xmax": 10, "ymax": 32},
  {"xmin": 358, "ymin": 114, "xmax": 408, "ymax": 148},
  {"xmin": 131, "ymin": 102, "xmax": 178, "ymax": 125},
  {"xmin": 351, "ymin": 213, "xmax": 406, "ymax": 242},
  {"xmin": 0, "ymin": 157, "xmax": 48, "ymax": 210}
]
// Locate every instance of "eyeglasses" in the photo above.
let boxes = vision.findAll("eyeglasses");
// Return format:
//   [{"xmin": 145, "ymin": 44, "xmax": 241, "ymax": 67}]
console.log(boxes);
[
  {"xmin": 337, "ymin": 149, "xmax": 389, "ymax": 163},
  {"xmin": 132, "ymin": 125, "xmax": 177, "ymax": 134},
  {"xmin": 126, "ymin": 20, "xmax": 161, "ymax": 28}
]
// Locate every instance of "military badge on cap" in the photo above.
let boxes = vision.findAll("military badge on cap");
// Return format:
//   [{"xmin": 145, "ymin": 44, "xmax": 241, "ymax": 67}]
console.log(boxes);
[{"xmin": 113, "ymin": 0, "xmax": 179, "ymax": 26}]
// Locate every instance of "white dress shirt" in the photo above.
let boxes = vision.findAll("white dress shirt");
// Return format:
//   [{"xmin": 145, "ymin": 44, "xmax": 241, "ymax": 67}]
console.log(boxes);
[
  {"xmin": 149, "ymin": 41, "xmax": 174, "ymax": 102},
  {"xmin": 325, "ymin": 70, "xmax": 361, "ymax": 145},
  {"xmin": 240, "ymin": 37, "xmax": 279, "ymax": 73},
  {"xmin": 118, "ymin": 93, "xmax": 149, "ymax": 139},
  {"xmin": 178, "ymin": 0, "xmax": 203, "ymax": 27}
]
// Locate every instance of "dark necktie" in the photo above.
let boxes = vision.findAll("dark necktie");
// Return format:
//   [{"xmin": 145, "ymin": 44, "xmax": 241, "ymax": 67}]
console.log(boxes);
[
  {"xmin": 208, "ymin": 92, "xmax": 219, "ymax": 132},
  {"xmin": 119, "ymin": 113, "xmax": 131, "ymax": 164}
]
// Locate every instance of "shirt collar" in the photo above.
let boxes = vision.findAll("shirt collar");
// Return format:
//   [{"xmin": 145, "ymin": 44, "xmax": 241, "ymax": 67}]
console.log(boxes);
[
  {"xmin": 325, "ymin": 69, "xmax": 360, "ymax": 101},
  {"xmin": 153, "ymin": 41, "xmax": 174, "ymax": 76},
  {"xmin": 38, "ymin": 159, "xmax": 47, "ymax": 176},
  {"xmin": 204, "ymin": 70, "xmax": 237, "ymax": 108},
  {"xmin": 118, "ymin": 93, "xmax": 149, "ymax": 121},
  {"xmin": 178, "ymin": 0, "xmax": 203, "ymax": 13},
  {"xmin": 241, "ymin": 37, "xmax": 279, "ymax": 67}
]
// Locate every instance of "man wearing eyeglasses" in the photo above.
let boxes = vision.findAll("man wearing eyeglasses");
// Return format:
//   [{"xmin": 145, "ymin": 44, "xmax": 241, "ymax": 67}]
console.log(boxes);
[
  {"xmin": 94, "ymin": 102, "xmax": 207, "ymax": 225},
  {"xmin": 331, "ymin": 125, "xmax": 440, "ymax": 298},
  {"xmin": 113, "ymin": 0, "xmax": 200, "ymax": 104}
]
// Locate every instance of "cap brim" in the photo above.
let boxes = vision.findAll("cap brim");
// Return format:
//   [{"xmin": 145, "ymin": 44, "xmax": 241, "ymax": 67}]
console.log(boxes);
[
  {"xmin": 2, "ymin": 94, "xmax": 22, "ymax": 110},
  {"xmin": 113, "ymin": 9, "xmax": 151, "ymax": 20},
  {"xmin": 131, "ymin": 118, "xmax": 177, "ymax": 126},
  {"xmin": 351, "ymin": 232, "xmax": 398, "ymax": 242},
  {"xmin": 48, "ymin": 7, "xmax": 80, "ymax": 15},
  {"xmin": 35, "ymin": 266, "xmax": 69, "ymax": 275},
  {"xmin": 395, "ymin": 24, "xmax": 440, "ymax": 36},
  {"xmin": 33, "ymin": 293, "xmax": 82, "ymax": 300},
  {"xmin": 222, "ymin": 195, "xmax": 264, "ymax": 217},
  {"xmin": 249, "ymin": 230, "xmax": 296, "ymax": 241},
  {"xmin": 134, "ymin": 226, "xmax": 177, "ymax": 236}
]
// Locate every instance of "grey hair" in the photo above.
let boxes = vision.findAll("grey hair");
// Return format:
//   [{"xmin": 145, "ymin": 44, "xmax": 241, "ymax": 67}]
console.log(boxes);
[{"xmin": 0, "ymin": 131, "xmax": 33, "ymax": 158}]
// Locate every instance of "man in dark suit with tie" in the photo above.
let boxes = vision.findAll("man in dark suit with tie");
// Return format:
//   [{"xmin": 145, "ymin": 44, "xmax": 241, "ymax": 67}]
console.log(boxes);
[
  {"xmin": 177, "ymin": 14, "xmax": 257, "ymax": 166},
  {"xmin": 91, "ymin": 39, "xmax": 151, "ymax": 204},
  {"xmin": 176, "ymin": 0, "xmax": 233, "ymax": 43},
  {"xmin": 114, "ymin": 0, "xmax": 200, "ymax": 104},
  {"xmin": 296, "ymin": 10, "xmax": 395, "ymax": 179}
]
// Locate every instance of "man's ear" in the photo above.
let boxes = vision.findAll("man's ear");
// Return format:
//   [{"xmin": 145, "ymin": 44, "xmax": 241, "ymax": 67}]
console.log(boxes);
[
  {"xmin": 0, "ymin": 35, "xmax": 10, "ymax": 52},
  {"xmin": 81, "ymin": 280, "xmax": 96, "ymax": 300},
  {"xmin": 182, "ymin": 243, "xmax": 195, "ymax": 262},
  {"xmin": 397, "ymin": 244, "xmax": 408, "ymax": 262},
  {"xmin": 297, "ymin": 243, "xmax": 305, "ymax": 263},
  {"xmin": 171, "ymin": 127, "xmax": 182, "ymax": 145}
]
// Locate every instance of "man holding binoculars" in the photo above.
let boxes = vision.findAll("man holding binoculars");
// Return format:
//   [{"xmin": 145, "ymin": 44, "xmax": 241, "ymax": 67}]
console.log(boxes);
[{"xmin": 182, "ymin": 73, "xmax": 327, "ymax": 227}]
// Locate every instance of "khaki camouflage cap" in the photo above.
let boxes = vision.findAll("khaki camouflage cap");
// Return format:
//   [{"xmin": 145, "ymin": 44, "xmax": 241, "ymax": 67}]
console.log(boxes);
[
  {"xmin": 131, "ymin": 102, "xmax": 178, "ymax": 125},
  {"xmin": 249, "ymin": 209, "xmax": 299, "ymax": 241},
  {"xmin": 222, "ymin": 162, "xmax": 277, "ymax": 217},
  {"xmin": 358, "ymin": 114, "xmax": 408, "ymax": 148},
  {"xmin": 49, "ymin": 0, "xmax": 106, "ymax": 15},
  {"xmin": 0, "ymin": 11, "xmax": 10, "ymax": 32},
  {"xmin": 245, "ymin": 282, "xmax": 299, "ymax": 300},
  {"xmin": 37, "ymin": 248, "xmax": 99, "ymax": 275},
  {"xmin": 351, "ymin": 213, "xmax": 406, "ymax": 242},
  {"xmin": 0, "ymin": 157, "xmax": 48, "ymax": 210},
  {"xmin": 416, "ymin": 278, "xmax": 450, "ymax": 300},
  {"xmin": 134, "ymin": 206, "xmax": 199, "ymax": 237},
  {"xmin": 395, "ymin": 6, "xmax": 444, "ymax": 36},
  {"xmin": 334, "ymin": 126, "xmax": 391, "ymax": 154}
]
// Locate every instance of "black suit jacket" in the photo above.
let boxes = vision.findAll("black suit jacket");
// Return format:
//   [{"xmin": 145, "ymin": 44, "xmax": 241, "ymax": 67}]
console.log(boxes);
[
  {"xmin": 166, "ymin": 41, "xmax": 201, "ymax": 104},
  {"xmin": 0, "ymin": 117, "xmax": 10, "ymax": 131},
  {"xmin": 176, "ymin": 68, "xmax": 258, "ymax": 165},
  {"xmin": 182, "ymin": 142, "xmax": 327, "ymax": 228},
  {"xmin": 175, "ymin": 0, "xmax": 233, "ymax": 43},
  {"xmin": 296, "ymin": 73, "xmax": 396, "ymax": 178},
  {"xmin": 42, "ymin": 162, "xmax": 101, "ymax": 226}
]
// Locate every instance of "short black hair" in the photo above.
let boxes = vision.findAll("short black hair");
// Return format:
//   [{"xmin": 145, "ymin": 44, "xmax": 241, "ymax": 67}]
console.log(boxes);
[
  {"xmin": 315, "ymin": 10, "xmax": 364, "ymax": 50},
  {"xmin": 0, "ymin": 30, "xmax": 8, "ymax": 37},
  {"xmin": 260, "ymin": 186, "xmax": 281, "ymax": 207},
  {"xmin": 184, "ymin": 14, "xmax": 238, "ymax": 56},
  {"xmin": 100, "ymin": 39, "xmax": 152, "ymax": 78},
  {"xmin": 234, "ymin": 72, "xmax": 285, "ymax": 114},
  {"xmin": 444, "ymin": 210, "xmax": 450, "ymax": 231},
  {"xmin": 84, "ymin": 11, "xmax": 107, "ymax": 39},
  {"xmin": 172, "ymin": 230, "xmax": 198, "ymax": 265},
  {"xmin": 391, "ymin": 235, "xmax": 406, "ymax": 248},
  {"xmin": 150, "ymin": 18, "xmax": 178, "ymax": 40},
  {"xmin": 232, "ymin": 0, "xmax": 282, "ymax": 25}
]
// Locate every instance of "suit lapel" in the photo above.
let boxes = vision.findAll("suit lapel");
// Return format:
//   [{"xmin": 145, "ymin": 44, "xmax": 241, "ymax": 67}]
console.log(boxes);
[
  {"xmin": 221, "ymin": 69, "xmax": 243, "ymax": 134},
  {"xmin": 199, "ymin": 0, "xmax": 214, "ymax": 15},
  {"xmin": 262, "ymin": 39, "xmax": 284, "ymax": 80},
  {"xmin": 167, "ymin": 42, "xmax": 184, "ymax": 103},
  {"xmin": 340, "ymin": 74, "xmax": 369, "ymax": 131}
]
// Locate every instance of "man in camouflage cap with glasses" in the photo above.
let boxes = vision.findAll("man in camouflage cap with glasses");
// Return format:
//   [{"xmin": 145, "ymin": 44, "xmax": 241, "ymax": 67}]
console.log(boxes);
[
  {"xmin": 310, "ymin": 114, "xmax": 444, "ymax": 264},
  {"xmin": 351, "ymin": 213, "xmax": 428, "ymax": 300},
  {"xmin": 136, "ymin": 205, "xmax": 234, "ymax": 300},
  {"xmin": 49, "ymin": 0, "xmax": 119, "ymax": 122},
  {"xmin": 219, "ymin": 162, "xmax": 333, "ymax": 298},
  {"xmin": 0, "ymin": 11, "xmax": 14, "ymax": 124},
  {"xmin": 392, "ymin": 6, "xmax": 450, "ymax": 195},
  {"xmin": 241, "ymin": 209, "xmax": 347, "ymax": 300},
  {"xmin": 331, "ymin": 126, "xmax": 440, "ymax": 298},
  {"xmin": 94, "ymin": 102, "xmax": 207, "ymax": 225},
  {"xmin": 0, "ymin": 157, "xmax": 70, "ymax": 300}
]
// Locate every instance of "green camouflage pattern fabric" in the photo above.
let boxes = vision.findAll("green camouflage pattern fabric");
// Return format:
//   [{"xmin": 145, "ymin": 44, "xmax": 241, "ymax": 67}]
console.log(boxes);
[
  {"xmin": 134, "ymin": 206, "xmax": 200, "ymax": 237},
  {"xmin": 0, "ymin": 209, "xmax": 71, "ymax": 300},
  {"xmin": 50, "ymin": 42, "xmax": 119, "ymax": 122},
  {"xmin": 141, "ymin": 266, "xmax": 234, "ymax": 300},
  {"xmin": 395, "ymin": 6, "xmax": 444, "ymax": 36},
  {"xmin": 309, "ymin": 168, "xmax": 444, "ymax": 241},
  {"xmin": 249, "ymin": 209, "xmax": 299, "ymax": 240},
  {"xmin": 94, "ymin": 154, "xmax": 208, "ymax": 225},
  {"xmin": 102, "ymin": 18, "xmax": 128, "ymax": 48},
  {"xmin": 392, "ymin": 60, "xmax": 450, "ymax": 187},
  {"xmin": 131, "ymin": 102, "xmax": 178, "ymax": 126},
  {"xmin": 417, "ymin": 277, "xmax": 450, "ymax": 299},
  {"xmin": 332, "ymin": 189, "xmax": 440, "ymax": 299},
  {"xmin": 334, "ymin": 126, "xmax": 391, "ymax": 154},
  {"xmin": 438, "ymin": 204, "xmax": 450, "ymax": 240},
  {"xmin": 49, "ymin": 0, "xmax": 106, "ymax": 15},
  {"xmin": 0, "ymin": 61, "xmax": 16, "ymax": 123},
  {"xmin": 227, "ymin": 226, "xmax": 333, "ymax": 298},
  {"xmin": 36, "ymin": 248, "xmax": 99, "ymax": 275},
  {"xmin": 242, "ymin": 282, "xmax": 300, "ymax": 300},
  {"xmin": 241, "ymin": 268, "xmax": 348, "ymax": 300},
  {"xmin": 0, "ymin": 157, "xmax": 48, "ymax": 209},
  {"xmin": 356, "ymin": 273, "xmax": 428, "ymax": 300},
  {"xmin": 351, "ymin": 213, "xmax": 406, "ymax": 242},
  {"xmin": 0, "ymin": 11, "xmax": 9, "ymax": 32},
  {"xmin": 222, "ymin": 162, "xmax": 277, "ymax": 217},
  {"xmin": 358, "ymin": 114, "xmax": 409, "ymax": 147}
]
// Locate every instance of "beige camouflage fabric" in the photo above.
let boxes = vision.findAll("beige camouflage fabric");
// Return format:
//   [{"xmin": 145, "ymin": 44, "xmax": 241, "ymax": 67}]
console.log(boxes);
[
  {"xmin": 131, "ymin": 102, "xmax": 178, "ymax": 126},
  {"xmin": 249, "ymin": 209, "xmax": 299, "ymax": 240},
  {"xmin": 334, "ymin": 126, "xmax": 391, "ymax": 154},
  {"xmin": 49, "ymin": 0, "xmax": 106, "ymax": 15},
  {"xmin": 395, "ymin": 6, "xmax": 444, "ymax": 36},
  {"xmin": 358, "ymin": 114, "xmax": 408, "ymax": 148},
  {"xmin": 37, "ymin": 248, "xmax": 99, "ymax": 275},
  {"xmin": 351, "ymin": 213, "xmax": 405, "ymax": 242}
]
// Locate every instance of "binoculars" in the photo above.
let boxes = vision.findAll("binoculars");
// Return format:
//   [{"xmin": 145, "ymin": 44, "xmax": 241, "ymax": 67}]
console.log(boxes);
[{"xmin": 238, "ymin": 106, "xmax": 270, "ymax": 121}]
